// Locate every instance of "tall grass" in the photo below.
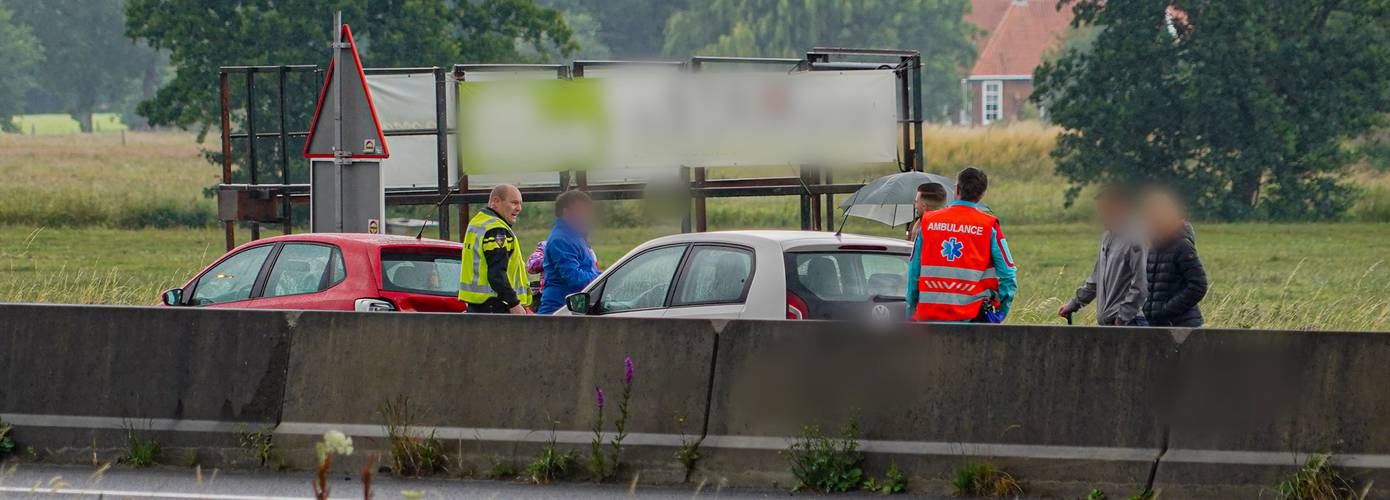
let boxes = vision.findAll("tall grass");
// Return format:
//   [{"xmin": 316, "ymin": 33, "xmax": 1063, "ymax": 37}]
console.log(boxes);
[{"xmin": 0, "ymin": 132, "xmax": 217, "ymax": 228}]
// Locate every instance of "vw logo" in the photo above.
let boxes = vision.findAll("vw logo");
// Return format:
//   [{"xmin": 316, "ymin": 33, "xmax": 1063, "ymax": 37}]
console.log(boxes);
[{"xmin": 871, "ymin": 304, "xmax": 891, "ymax": 319}]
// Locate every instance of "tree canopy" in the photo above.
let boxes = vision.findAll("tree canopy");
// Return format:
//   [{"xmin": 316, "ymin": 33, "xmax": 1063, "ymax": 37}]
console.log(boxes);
[
  {"xmin": 1034, "ymin": 0, "xmax": 1390, "ymax": 219},
  {"xmin": 3, "ymin": 0, "xmax": 158, "ymax": 132},
  {"xmin": 0, "ymin": 3, "xmax": 41, "ymax": 132},
  {"xmin": 661, "ymin": 0, "xmax": 978, "ymax": 121},
  {"xmin": 126, "ymin": 0, "xmax": 576, "ymax": 136}
]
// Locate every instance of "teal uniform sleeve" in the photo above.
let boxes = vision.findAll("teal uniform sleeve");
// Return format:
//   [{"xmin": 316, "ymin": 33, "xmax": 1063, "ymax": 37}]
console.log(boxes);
[
  {"xmin": 989, "ymin": 224, "xmax": 1018, "ymax": 318},
  {"xmin": 906, "ymin": 231, "xmax": 921, "ymax": 313}
]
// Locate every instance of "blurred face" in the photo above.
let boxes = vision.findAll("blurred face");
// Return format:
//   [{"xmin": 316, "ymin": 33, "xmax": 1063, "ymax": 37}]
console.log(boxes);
[
  {"xmin": 914, "ymin": 193, "xmax": 928, "ymax": 213},
  {"xmin": 564, "ymin": 199, "xmax": 595, "ymax": 231},
  {"xmin": 1145, "ymin": 193, "xmax": 1185, "ymax": 240},
  {"xmin": 489, "ymin": 186, "xmax": 523, "ymax": 225},
  {"xmin": 1095, "ymin": 196, "xmax": 1128, "ymax": 230}
]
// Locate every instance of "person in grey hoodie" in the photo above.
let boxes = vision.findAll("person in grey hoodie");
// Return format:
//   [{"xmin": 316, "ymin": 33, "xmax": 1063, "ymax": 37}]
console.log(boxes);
[{"xmin": 1058, "ymin": 185, "xmax": 1149, "ymax": 326}]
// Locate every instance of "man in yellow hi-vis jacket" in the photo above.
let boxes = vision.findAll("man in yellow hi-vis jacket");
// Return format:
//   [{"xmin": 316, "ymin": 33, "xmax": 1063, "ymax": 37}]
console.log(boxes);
[{"xmin": 459, "ymin": 184, "xmax": 532, "ymax": 314}]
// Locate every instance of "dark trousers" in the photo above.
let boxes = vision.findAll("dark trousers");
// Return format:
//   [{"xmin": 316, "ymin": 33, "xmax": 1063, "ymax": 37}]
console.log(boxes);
[{"xmin": 464, "ymin": 299, "xmax": 511, "ymax": 314}]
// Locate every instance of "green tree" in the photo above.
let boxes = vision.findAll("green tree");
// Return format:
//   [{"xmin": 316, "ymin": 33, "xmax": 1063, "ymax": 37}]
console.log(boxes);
[
  {"xmin": 127, "ymin": 0, "xmax": 575, "ymax": 136},
  {"xmin": 540, "ymin": 0, "xmax": 687, "ymax": 58},
  {"xmin": 0, "ymin": 3, "xmax": 41, "ymax": 132},
  {"xmin": 4, "ymin": 0, "xmax": 158, "ymax": 133},
  {"xmin": 661, "ymin": 0, "xmax": 979, "ymax": 121},
  {"xmin": 1033, "ymin": 0, "xmax": 1390, "ymax": 220}
]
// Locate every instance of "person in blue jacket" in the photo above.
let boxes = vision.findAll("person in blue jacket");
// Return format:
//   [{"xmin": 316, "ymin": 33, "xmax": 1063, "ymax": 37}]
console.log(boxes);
[{"xmin": 538, "ymin": 189, "xmax": 602, "ymax": 314}]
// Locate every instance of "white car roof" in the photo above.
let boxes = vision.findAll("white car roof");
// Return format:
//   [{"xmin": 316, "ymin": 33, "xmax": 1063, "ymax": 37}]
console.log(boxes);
[{"xmin": 635, "ymin": 230, "xmax": 912, "ymax": 252}]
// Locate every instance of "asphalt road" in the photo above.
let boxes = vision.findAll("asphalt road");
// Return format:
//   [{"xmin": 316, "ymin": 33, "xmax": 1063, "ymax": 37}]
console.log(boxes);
[{"xmin": 0, "ymin": 464, "xmax": 924, "ymax": 499}]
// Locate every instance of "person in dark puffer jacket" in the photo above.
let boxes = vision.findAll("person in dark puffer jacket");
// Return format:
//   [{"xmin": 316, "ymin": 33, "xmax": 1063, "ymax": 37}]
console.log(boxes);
[{"xmin": 1142, "ymin": 191, "xmax": 1208, "ymax": 327}]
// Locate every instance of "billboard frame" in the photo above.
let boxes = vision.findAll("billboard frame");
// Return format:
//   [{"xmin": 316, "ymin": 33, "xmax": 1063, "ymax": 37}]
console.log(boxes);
[{"xmin": 215, "ymin": 48, "xmax": 924, "ymax": 251}]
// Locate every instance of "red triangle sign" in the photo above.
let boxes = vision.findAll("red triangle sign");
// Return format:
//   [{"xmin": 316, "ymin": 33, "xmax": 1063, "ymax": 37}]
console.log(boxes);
[{"xmin": 303, "ymin": 24, "xmax": 389, "ymax": 159}]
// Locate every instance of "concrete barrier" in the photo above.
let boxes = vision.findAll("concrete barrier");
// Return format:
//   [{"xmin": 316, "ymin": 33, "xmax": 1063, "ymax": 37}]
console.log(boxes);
[
  {"xmin": 273, "ymin": 312, "xmax": 716, "ymax": 479},
  {"xmin": 702, "ymin": 320, "xmax": 1175, "ymax": 495},
  {"xmin": 0, "ymin": 304, "xmax": 293, "ymax": 466},
  {"xmin": 2, "ymin": 303, "xmax": 1388, "ymax": 497},
  {"xmin": 1154, "ymin": 328, "xmax": 1390, "ymax": 498}
]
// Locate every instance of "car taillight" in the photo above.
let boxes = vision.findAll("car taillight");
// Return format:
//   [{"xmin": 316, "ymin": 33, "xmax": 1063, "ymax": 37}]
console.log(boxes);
[
  {"xmin": 355, "ymin": 298, "xmax": 396, "ymax": 312},
  {"xmin": 786, "ymin": 290, "xmax": 809, "ymax": 320}
]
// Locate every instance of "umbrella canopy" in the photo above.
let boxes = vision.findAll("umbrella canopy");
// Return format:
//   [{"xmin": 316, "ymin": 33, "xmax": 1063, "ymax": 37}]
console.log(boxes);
[{"xmin": 839, "ymin": 171, "xmax": 955, "ymax": 226}]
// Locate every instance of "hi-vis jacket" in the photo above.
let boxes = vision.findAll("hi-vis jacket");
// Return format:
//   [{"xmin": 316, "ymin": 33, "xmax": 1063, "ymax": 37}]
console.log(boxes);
[
  {"xmin": 458, "ymin": 208, "xmax": 532, "ymax": 307},
  {"xmin": 906, "ymin": 200, "xmax": 1017, "ymax": 322}
]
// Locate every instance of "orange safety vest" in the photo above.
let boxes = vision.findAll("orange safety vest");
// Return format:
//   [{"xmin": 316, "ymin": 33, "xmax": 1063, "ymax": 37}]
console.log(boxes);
[{"xmin": 913, "ymin": 204, "xmax": 1000, "ymax": 322}]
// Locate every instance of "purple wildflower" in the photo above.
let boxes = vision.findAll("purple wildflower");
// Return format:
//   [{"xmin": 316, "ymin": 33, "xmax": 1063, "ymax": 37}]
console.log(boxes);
[
  {"xmin": 595, "ymin": 386, "xmax": 605, "ymax": 409},
  {"xmin": 624, "ymin": 357, "xmax": 635, "ymax": 385}
]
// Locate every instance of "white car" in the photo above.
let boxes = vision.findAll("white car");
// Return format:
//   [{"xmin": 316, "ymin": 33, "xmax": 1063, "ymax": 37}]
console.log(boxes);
[{"xmin": 556, "ymin": 230, "xmax": 913, "ymax": 320}]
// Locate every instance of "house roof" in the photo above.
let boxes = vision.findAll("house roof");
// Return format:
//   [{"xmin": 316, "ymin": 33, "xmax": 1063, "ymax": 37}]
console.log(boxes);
[{"xmin": 967, "ymin": 0, "xmax": 1074, "ymax": 78}]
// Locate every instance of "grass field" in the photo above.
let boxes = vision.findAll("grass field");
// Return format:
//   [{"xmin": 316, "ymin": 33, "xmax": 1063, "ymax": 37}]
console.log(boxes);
[
  {"xmin": 9, "ymin": 113, "xmax": 129, "ymax": 135},
  {"xmin": 0, "ymin": 129, "xmax": 1387, "ymax": 331}
]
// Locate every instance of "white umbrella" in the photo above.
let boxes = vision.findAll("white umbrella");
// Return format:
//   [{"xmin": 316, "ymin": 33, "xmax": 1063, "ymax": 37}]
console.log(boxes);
[{"xmin": 839, "ymin": 171, "xmax": 956, "ymax": 227}]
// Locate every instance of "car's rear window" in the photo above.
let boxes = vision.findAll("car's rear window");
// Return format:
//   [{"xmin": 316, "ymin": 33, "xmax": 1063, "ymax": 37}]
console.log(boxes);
[
  {"xmin": 785, "ymin": 251, "xmax": 909, "ymax": 302},
  {"xmin": 381, "ymin": 248, "xmax": 461, "ymax": 297}
]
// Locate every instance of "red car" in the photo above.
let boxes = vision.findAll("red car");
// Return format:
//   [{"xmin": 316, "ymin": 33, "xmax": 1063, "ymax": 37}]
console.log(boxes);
[{"xmin": 160, "ymin": 233, "xmax": 466, "ymax": 312}]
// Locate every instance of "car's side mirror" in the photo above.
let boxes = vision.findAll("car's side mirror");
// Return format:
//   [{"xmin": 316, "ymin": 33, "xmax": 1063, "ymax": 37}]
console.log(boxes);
[
  {"xmin": 161, "ymin": 288, "xmax": 184, "ymax": 306},
  {"xmin": 565, "ymin": 292, "xmax": 591, "ymax": 315}
]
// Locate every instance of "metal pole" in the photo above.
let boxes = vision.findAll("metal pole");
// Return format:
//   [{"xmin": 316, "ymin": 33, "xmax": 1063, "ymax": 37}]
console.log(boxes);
[
  {"xmin": 219, "ymin": 72, "xmax": 235, "ymax": 251},
  {"xmin": 278, "ymin": 65, "xmax": 292, "ymax": 234},
  {"xmin": 333, "ymin": 11, "xmax": 346, "ymax": 232},
  {"xmin": 434, "ymin": 67, "xmax": 451, "ymax": 240},
  {"xmin": 246, "ymin": 68, "xmax": 260, "ymax": 240},
  {"xmin": 910, "ymin": 55, "xmax": 924, "ymax": 172}
]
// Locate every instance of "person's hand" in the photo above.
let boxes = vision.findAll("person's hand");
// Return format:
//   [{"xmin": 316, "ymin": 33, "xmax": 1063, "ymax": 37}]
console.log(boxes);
[
  {"xmin": 509, "ymin": 304, "xmax": 527, "ymax": 315},
  {"xmin": 1057, "ymin": 304, "xmax": 1075, "ymax": 318}
]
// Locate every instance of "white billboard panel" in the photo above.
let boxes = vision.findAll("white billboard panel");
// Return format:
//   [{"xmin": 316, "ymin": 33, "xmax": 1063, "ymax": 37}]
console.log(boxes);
[{"xmin": 455, "ymin": 69, "xmax": 899, "ymax": 176}]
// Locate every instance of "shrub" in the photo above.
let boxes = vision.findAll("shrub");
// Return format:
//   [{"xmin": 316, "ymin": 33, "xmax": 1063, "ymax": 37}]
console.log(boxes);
[
  {"xmin": 952, "ymin": 461, "xmax": 1022, "ymax": 497},
  {"xmin": 782, "ymin": 418, "xmax": 864, "ymax": 493},
  {"xmin": 1275, "ymin": 453, "xmax": 1368, "ymax": 500},
  {"xmin": 380, "ymin": 396, "xmax": 448, "ymax": 477}
]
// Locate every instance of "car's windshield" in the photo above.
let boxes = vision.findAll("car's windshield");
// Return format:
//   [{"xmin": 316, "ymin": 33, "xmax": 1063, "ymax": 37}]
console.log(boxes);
[
  {"xmin": 381, "ymin": 248, "xmax": 461, "ymax": 297},
  {"xmin": 786, "ymin": 251, "xmax": 910, "ymax": 302}
]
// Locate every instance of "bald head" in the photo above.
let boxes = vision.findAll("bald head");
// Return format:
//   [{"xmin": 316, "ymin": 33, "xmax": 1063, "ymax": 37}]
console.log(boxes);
[{"xmin": 488, "ymin": 184, "xmax": 522, "ymax": 225}]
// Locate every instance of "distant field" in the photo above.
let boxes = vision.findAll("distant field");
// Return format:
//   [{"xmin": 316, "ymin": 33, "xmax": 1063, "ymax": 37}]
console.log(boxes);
[
  {"xmin": 8, "ymin": 113, "xmax": 128, "ymax": 135},
  {"xmin": 1, "ymin": 128, "xmax": 1387, "ymax": 331},
  {"xmin": 2, "ymin": 222, "xmax": 1385, "ymax": 331}
]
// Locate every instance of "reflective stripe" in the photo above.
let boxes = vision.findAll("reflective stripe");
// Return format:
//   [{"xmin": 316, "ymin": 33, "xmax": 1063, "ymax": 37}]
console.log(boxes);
[
  {"xmin": 918, "ymin": 290, "xmax": 992, "ymax": 306},
  {"xmin": 467, "ymin": 229, "xmax": 484, "ymax": 287},
  {"xmin": 919, "ymin": 265, "xmax": 996, "ymax": 281}
]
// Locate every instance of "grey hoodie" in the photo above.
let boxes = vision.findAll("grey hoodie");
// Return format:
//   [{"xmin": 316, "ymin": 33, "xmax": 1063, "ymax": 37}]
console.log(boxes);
[{"xmin": 1067, "ymin": 225, "xmax": 1149, "ymax": 325}]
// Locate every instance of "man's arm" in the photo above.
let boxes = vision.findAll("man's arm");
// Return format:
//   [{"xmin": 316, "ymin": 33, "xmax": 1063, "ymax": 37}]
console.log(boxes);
[
  {"xmin": 989, "ymin": 222, "xmax": 1017, "ymax": 317},
  {"xmin": 549, "ymin": 237, "xmax": 601, "ymax": 287},
  {"xmin": 483, "ymin": 228, "xmax": 519, "ymax": 307},
  {"xmin": 1113, "ymin": 233, "xmax": 1148, "ymax": 325},
  {"xmin": 905, "ymin": 232, "xmax": 921, "ymax": 312}
]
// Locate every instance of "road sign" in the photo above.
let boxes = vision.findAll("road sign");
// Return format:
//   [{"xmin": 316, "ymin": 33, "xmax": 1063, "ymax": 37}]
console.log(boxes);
[{"xmin": 303, "ymin": 24, "xmax": 390, "ymax": 159}]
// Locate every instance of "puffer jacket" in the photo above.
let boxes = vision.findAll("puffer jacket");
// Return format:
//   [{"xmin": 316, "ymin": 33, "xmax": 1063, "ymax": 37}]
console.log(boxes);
[{"xmin": 1143, "ymin": 222, "xmax": 1208, "ymax": 327}]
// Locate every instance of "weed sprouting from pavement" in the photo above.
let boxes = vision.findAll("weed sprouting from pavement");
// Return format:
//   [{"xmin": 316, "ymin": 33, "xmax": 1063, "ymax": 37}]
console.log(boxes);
[
  {"xmin": 0, "ymin": 419, "xmax": 15, "ymax": 460},
  {"xmin": 951, "ymin": 461, "xmax": 1022, "ymax": 497},
  {"xmin": 781, "ymin": 416, "xmax": 864, "ymax": 493},
  {"xmin": 861, "ymin": 461, "xmax": 907, "ymax": 495},
  {"xmin": 236, "ymin": 425, "xmax": 274, "ymax": 467},
  {"xmin": 526, "ymin": 422, "xmax": 577, "ymax": 484},
  {"xmin": 673, "ymin": 414, "xmax": 703, "ymax": 481},
  {"xmin": 380, "ymin": 396, "xmax": 448, "ymax": 477},
  {"xmin": 1275, "ymin": 453, "xmax": 1369, "ymax": 500},
  {"xmin": 121, "ymin": 425, "xmax": 159, "ymax": 467},
  {"xmin": 312, "ymin": 430, "xmax": 354, "ymax": 500}
]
